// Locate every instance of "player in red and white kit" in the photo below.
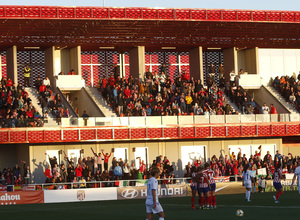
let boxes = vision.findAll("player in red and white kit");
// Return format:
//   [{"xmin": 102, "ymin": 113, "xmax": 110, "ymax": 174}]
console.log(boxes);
[
  {"xmin": 190, "ymin": 166, "xmax": 198, "ymax": 209},
  {"xmin": 273, "ymin": 163, "xmax": 284, "ymax": 203},
  {"xmin": 203, "ymin": 163, "xmax": 217, "ymax": 208},
  {"xmin": 197, "ymin": 165, "xmax": 211, "ymax": 209}
]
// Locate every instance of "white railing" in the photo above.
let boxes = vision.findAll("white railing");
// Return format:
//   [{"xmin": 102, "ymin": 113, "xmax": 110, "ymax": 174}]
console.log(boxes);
[{"xmin": 60, "ymin": 114, "xmax": 300, "ymax": 127}]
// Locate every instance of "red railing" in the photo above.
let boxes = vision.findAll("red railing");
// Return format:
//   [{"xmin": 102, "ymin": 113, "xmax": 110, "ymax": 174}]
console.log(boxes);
[
  {"xmin": 0, "ymin": 122, "xmax": 299, "ymax": 144},
  {"xmin": 0, "ymin": 6, "xmax": 299, "ymax": 23}
]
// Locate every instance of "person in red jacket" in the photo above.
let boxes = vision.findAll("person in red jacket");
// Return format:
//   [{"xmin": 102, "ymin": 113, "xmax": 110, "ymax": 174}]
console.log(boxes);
[
  {"xmin": 68, "ymin": 69, "xmax": 76, "ymax": 75},
  {"xmin": 39, "ymin": 83, "xmax": 46, "ymax": 96},
  {"xmin": 194, "ymin": 160, "xmax": 201, "ymax": 167},
  {"xmin": 26, "ymin": 108, "xmax": 34, "ymax": 120},
  {"xmin": 102, "ymin": 149, "xmax": 111, "ymax": 171},
  {"xmin": 270, "ymin": 104, "xmax": 277, "ymax": 114},
  {"xmin": 102, "ymin": 77, "xmax": 107, "ymax": 89},
  {"xmin": 124, "ymin": 85, "xmax": 131, "ymax": 99},
  {"xmin": 6, "ymin": 78, "xmax": 13, "ymax": 89},
  {"xmin": 108, "ymin": 75, "xmax": 115, "ymax": 86},
  {"xmin": 75, "ymin": 164, "xmax": 83, "ymax": 181},
  {"xmin": 44, "ymin": 165, "xmax": 52, "ymax": 183}
]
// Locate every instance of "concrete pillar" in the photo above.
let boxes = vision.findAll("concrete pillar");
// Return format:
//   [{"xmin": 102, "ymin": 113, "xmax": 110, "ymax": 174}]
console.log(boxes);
[
  {"xmin": 223, "ymin": 47, "xmax": 237, "ymax": 80},
  {"xmin": 129, "ymin": 46, "xmax": 145, "ymax": 80},
  {"xmin": 237, "ymin": 47, "xmax": 259, "ymax": 75},
  {"xmin": 45, "ymin": 46, "xmax": 57, "ymax": 88},
  {"xmin": 0, "ymin": 54, "xmax": 2, "ymax": 80},
  {"xmin": 70, "ymin": 46, "xmax": 81, "ymax": 76},
  {"xmin": 6, "ymin": 46, "xmax": 18, "ymax": 84},
  {"xmin": 189, "ymin": 46, "xmax": 203, "ymax": 83},
  {"xmin": 245, "ymin": 47, "xmax": 259, "ymax": 74}
]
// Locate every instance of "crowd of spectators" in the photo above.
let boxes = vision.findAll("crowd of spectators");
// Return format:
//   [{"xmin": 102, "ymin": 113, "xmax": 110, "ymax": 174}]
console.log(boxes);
[
  {"xmin": 273, "ymin": 74, "xmax": 300, "ymax": 112},
  {"xmin": 96, "ymin": 64, "xmax": 282, "ymax": 117},
  {"xmin": 0, "ymin": 161, "xmax": 31, "ymax": 186},
  {"xmin": 220, "ymin": 80, "xmax": 261, "ymax": 115},
  {"xmin": 97, "ymin": 64, "xmax": 242, "ymax": 117},
  {"xmin": 40, "ymin": 150, "xmax": 175, "ymax": 189},
  {"xmin": 185, "ymin": 146, "xmax": 299, "ymax": 192},
  {"xmin": 34, "ymin": 76, "xmax": 70, "ymax": 124},
  {"xmin": 0, "ymin": 77, "xmax": 44, "ymax": 128},
  {"xmin": 1, "ymin": 147, "xmax": 299, "ymax": 190}
]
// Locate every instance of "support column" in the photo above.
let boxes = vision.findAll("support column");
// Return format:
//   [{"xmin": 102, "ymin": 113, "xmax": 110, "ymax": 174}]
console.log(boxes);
[
  {"xmin": 70, "ymin": 46, "xmax": 81, "ymax": 76},
  {"xmin": 223, "ymin": 47, "xmax": 237, "ymax": 80},
  {"xmin": 129, "ymin": 46, "xmax": 145, "ymax": 80},
  {"xmin": 237, "ymin": 47, "xmax": 259, "ymax": 75},
  {"xmin": 0, "ymin": 54, "xmax": 2, "ymax": 80},
  {"xmin": 6, "ymin": 46, "xmax": 18, "ymax": 84},
  {"xmin": 245, "ymin": 47, "xmax": 259, "ymax": 74},
  {"xmin": 189, "ymin": 46, "xmax": 203, "ymax": 83},
  {"xmin": 45, "ymin": 46, "xmax": 57, "ymax": 88}
]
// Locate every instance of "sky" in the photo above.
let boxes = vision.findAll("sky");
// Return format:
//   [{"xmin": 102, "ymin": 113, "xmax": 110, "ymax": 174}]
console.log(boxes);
[{"xmin": 4, "ymin": 0, "xmax": 300, "ymax": 11}]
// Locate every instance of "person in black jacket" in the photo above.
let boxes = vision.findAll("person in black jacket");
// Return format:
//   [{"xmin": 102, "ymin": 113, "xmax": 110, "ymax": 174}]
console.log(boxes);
[
  {"xmin": 21, "ymin": 161, "xmax": 31, "ymax": 184},
  {"xmin": 67, "ymin": 163, "xmax": 75, "ymax": 182},
  {"xmin": 38, "ymin": 96, "xmax": 47, "ymax": 118}
]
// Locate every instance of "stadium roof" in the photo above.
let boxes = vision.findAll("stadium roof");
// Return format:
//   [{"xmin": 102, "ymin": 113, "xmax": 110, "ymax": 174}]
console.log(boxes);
[{"xmin": 0, "ymin": 5, "xmax": 300, "ymax": 51}]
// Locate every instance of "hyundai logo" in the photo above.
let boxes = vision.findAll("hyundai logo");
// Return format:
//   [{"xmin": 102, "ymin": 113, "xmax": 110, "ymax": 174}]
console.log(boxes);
[{"xmin": 121, "ymin": 189, "xmax": 139, "ymax": 199}]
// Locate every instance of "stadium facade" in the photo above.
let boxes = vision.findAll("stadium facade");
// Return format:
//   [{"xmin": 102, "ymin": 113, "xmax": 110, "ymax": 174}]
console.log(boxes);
[{"xmin": 0, "ymin": 5, "xmax": 300, "ymax": 183}]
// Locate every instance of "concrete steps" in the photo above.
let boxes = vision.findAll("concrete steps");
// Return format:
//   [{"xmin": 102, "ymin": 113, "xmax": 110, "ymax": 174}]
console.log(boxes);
[
  {"xmin": 264, "ymin": 86, "xmax": 298, "ymax": 114},
  {"xmin": 84, "ymin": 87, "xmax": 117, "ymax": 117},
  {"xmin": 223, "ymin": 93, "xmax": 242, "ymax": 114},
  {"xmin": 24, "ymin": 88, "xmax": 59, "ymax": 127}
]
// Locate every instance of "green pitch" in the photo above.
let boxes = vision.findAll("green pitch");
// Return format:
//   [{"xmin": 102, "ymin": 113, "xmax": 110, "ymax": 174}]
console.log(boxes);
[{"xmin": 0, "ymin": 192, "xmax": 299, "ymax": 219}]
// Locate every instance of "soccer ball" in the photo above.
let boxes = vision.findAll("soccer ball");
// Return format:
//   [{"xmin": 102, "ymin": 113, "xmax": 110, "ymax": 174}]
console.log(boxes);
[{"xmin": 236, "ymin": 209, "xmax": 244, "ymax": 217}]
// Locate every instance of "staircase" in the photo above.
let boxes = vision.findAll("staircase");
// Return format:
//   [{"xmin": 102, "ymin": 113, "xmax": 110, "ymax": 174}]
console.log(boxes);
[
  {"xmin": 264, "ymin": 86, "xmax": 298, "ymax": 114},
  {"xmin": 223, "ymin": 93, "xmax": 242, "ymax": 114},
  {"xmin": 24, "ymin": 88, "xmax": 59, "ymax": 127},
  {"xmin": 84, "ymin": 87, "xmax": 117, "ymax": 117}
]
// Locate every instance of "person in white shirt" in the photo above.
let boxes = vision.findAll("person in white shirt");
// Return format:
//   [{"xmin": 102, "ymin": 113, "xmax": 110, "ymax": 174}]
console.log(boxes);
[
  {"xmin": 43, "ymin": 76, "xmax": 51, "ymax": 88},
  {"xmin": 146, "ymin": 167, "xmax": 165, "ymax": 220},
  {"xmin": 261, "ymin": 103, "xmax": 269, "ymax": 114},
  {"xmin": 243, "ymin": 164, "xmax": 253, "ymax": 202},
  {"xmin": 292, "ymin": 160, "xmax": 300, "ymax": 194},
  {"xmin": 229, "ymin": 70, "xmax": 236, "ymax": 86}
]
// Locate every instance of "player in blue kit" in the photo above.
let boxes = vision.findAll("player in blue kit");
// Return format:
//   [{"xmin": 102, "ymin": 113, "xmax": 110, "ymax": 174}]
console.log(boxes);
[
  {"xmin": 243, "ymin": 164, "xmax": 253, "ymax": 202},
  {"xmin": 146, "ymin": 167, "xmax": 165, "ymax": 220}
]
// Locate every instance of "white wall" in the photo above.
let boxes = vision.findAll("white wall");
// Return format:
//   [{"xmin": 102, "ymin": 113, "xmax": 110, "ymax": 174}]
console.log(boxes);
[{"xmin": 258, "ymin": 49, "xmax": 300, "ymax": 84}]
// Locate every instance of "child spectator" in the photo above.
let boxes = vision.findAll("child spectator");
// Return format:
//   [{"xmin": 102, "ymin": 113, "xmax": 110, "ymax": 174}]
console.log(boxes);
[{"xmin": 258, "ymin": 176, "xmax": 266, "ymax": 193}]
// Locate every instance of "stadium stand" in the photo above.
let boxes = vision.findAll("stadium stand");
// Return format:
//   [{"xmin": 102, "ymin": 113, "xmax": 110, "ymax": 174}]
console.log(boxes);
[{"xmin": 0, "ymin": 5, "xmax": 300, "ymax": 189}]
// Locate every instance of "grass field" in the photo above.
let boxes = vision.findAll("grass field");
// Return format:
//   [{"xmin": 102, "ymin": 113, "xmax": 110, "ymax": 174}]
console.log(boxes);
[{"xmin": 0, "ymin": 191, "xmax": 299, "ymax": 219}]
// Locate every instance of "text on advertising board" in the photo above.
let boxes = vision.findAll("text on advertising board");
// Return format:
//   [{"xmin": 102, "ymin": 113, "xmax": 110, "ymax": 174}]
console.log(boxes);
[{"xmin": 117, "ymin": 184, "xmax": 187, "ymax": 200}]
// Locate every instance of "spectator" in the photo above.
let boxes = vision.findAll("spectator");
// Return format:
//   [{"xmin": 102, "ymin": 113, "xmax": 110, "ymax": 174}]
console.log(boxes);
[
  {"xmin": 22, "ymin": 161, "xmax": 31, "ymax": 184},
  {"xmin": 261, "ymin": 103, "xmax": 269, "ymax": 114},
  {"xmin": 75, "ymin": 164, "xmax": 83, "ymax": 181},
  {"xmin": 114, "ymin": 163, "xmax": 122, "ymax": 179},
  {"xmin": 102, "ymin": 150, "xmax": 112, "ymax": 171},
  {"xmin": 68, "ymin": 69, "xmax": 76, "ymax": 75},
  {"xmin": 43, "ymin": 76, "xmax": 51, "ymax": 88},
  {"xmin": 44, "ymin": 165, "xmax": 52, "ymax": 183},
  {"xmin": 24, "ymin": 65, "xmax": 31, "ymax": 87},
  {"xmin": 270, "ymin": 104, "xmax": 277, "ymax": 114},
  {"xmin": 82, "ymin": 110, "xmax": 89, "ymax": 118}
]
